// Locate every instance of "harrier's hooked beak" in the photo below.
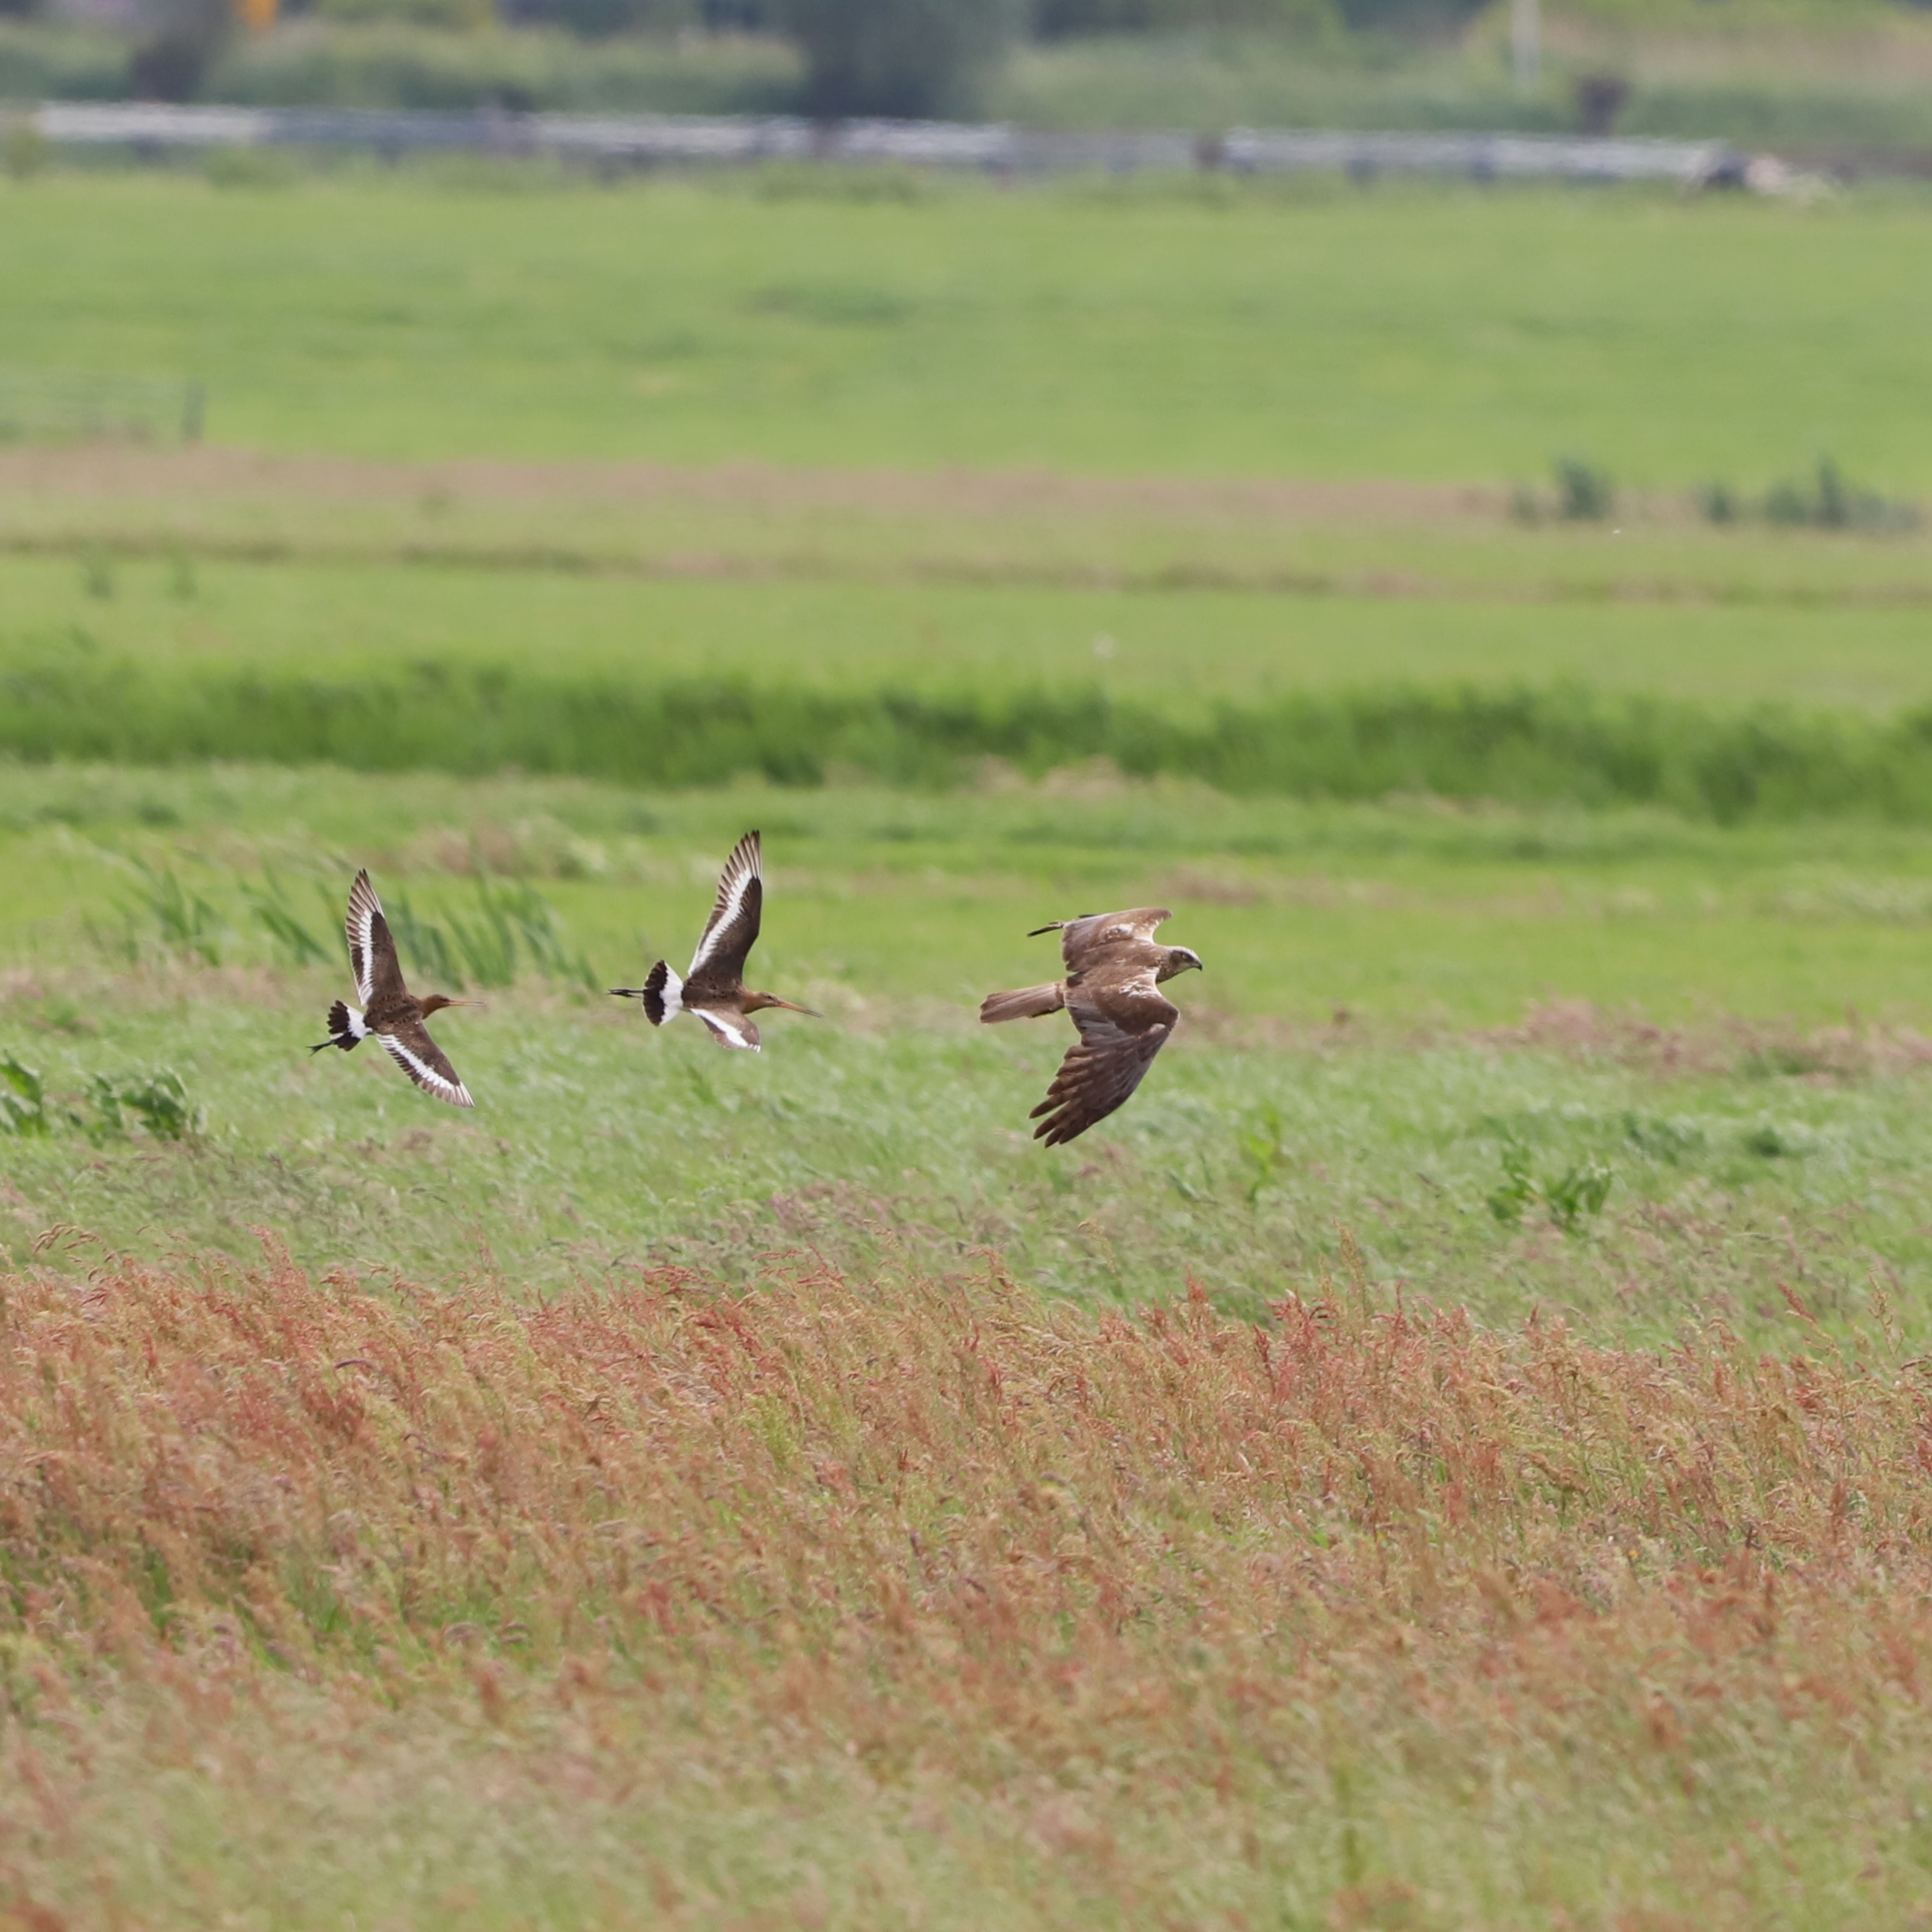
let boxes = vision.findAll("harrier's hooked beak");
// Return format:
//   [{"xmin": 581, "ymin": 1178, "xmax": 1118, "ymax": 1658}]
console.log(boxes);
[{"xmin": 1169, "ymin": 948, "xmax": 1205, "ymax": 978}]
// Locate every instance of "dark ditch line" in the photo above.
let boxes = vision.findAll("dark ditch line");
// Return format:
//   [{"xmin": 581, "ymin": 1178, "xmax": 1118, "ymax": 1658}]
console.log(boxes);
[{"xmin": 8, "ymin": 529, "xmax": 1932, "ymax": 611}]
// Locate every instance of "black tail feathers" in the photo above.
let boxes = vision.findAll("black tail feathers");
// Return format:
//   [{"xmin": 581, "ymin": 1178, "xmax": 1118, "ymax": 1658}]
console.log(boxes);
[
  {"xmin": 642, "ymin": 960, "xmax": 671, "ymax": 1027},
  {"xmin": 310, "ymin": 999, "xmax": 358, "ymax": 1055}
]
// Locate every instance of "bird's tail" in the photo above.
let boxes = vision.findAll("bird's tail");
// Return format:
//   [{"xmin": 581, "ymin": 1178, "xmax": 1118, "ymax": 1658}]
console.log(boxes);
[
  {"xmin": 642, "ymin": 960, "xmax": 684, "ymax": 1026},
  {"xmin": 646, "ymin": 960, "xmax": 683, "ymax": 1025},
  {"xmin": 611, "ymin": 961, "xmax": 683, "ymax": 1027},
  {"xmin": 979, "ymin": 982, "xmax": 1065, "ymax": 1025},
  {"xmin": 310, "ymin": 1000, "xmax": 364, "ymax": 1054}
]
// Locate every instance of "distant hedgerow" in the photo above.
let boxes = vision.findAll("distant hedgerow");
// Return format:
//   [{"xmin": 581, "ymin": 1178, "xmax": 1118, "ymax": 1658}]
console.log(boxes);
[{"xmin": 8, "ymin": 643, "xmax": 1932, "ymax": 823}]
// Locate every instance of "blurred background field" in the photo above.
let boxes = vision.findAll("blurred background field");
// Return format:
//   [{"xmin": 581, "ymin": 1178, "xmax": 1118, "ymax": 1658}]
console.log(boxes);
[
  {"xmin": 6, "ymin": 39, "xmax": 1932, "ymax": 1921},
  {"xmin": 10, "ymin": 0, "xmax": 1932, "ymax": 166},
  {"xmin": 2, "ymin": 174, "xmax": 1927, "ymax": 477}
]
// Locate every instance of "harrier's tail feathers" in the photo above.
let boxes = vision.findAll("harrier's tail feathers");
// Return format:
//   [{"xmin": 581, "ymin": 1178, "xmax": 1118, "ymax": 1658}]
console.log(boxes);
[
  {"xmin": 979, "ymin": 982, "xmax": 1065, "ymax": 1025},
  {"xmin": 310, "ymin": 1000, "xmax": 366, "ymax": 1055},
  {"xmin": 642, "ymin": 959, "xmax": 682, "ymax": 1028}
]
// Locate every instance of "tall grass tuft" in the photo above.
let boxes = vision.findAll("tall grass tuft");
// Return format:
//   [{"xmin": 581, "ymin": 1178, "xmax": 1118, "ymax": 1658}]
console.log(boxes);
[{"xmin": 384, "ymin": 873, "xmax": 599, "ymax": 991}]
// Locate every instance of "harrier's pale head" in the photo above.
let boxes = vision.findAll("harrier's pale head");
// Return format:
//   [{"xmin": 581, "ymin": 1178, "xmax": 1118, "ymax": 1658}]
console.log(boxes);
[{"xmin": 1159, "ymin": 946, "xmax": 1205, "ymax": 981}]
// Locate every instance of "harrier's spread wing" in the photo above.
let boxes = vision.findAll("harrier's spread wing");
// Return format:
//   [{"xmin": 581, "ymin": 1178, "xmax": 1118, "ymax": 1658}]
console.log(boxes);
[
  {"xmin": 347, "ymin": 870, "xmax": 406, "ymax": 1007},
  {"xmin": 1028, "ymin": 971, "xmax": 1179, "ymax": 1146},
  {"xmin": 686, "ymin": 832, "xmax": 763, "ymax": 988},
  {"xmin": 376, "ymin": 1019, "xmax": 474, "ymax": 1107},
  {"xmin": 1052, "ymin": 907, "xmax": 1172, "ymax": 975}
]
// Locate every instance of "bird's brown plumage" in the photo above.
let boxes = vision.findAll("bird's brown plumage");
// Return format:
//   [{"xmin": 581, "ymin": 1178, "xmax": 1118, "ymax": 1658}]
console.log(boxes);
[
  {"xmin": 310, "ymin": 870, "xmax": 473, "ymax": 1107},
  {"xmin": 979, "ymin": 907, "xmax": 1202, "ymax": 1145}
]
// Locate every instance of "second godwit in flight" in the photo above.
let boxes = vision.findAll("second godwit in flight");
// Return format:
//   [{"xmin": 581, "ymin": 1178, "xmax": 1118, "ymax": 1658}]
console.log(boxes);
[{"xmin": 610, "ymin": 830, "xmax": 817, "ymax": 1051}]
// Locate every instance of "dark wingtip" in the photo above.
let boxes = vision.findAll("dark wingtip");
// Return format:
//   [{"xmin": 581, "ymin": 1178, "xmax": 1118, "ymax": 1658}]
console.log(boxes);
[{"xmin": 1026, "ymin": 924, "xmax": 1062, "ymax": 937}]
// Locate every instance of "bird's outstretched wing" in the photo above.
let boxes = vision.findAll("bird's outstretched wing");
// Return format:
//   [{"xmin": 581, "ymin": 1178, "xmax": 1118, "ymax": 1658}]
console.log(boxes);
[
  {"xmin": 347, "ymin": 870, "xmax": 407, "ymax": 1007},
  {"xmin": 1028, "ymin": 971, "xmax": 1179, "ymax": 1146},
  {"xmin": 1039, "ymin": 907, "xmax": 1172, "ymax": 975},
  {"xmin": 376, "ymin": 1019, "xmax": 474, "ymax": 1107},
  {"xmin": 686, "ymin": 831, "xmax": 763, "ymax": 988},
  {"xmin": 693, "ymin": 1006, "xmax": 760, "ymax": 1052}
]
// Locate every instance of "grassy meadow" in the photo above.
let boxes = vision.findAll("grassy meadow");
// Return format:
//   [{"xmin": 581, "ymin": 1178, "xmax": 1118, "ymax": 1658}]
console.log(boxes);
[
  {"xmin": 8, "ymin": 166, "xmax": 1932, "ymax": 1927},
  {"xmin": 5, "ymin": 171, "xmax": 1932, "ymax": 482}
]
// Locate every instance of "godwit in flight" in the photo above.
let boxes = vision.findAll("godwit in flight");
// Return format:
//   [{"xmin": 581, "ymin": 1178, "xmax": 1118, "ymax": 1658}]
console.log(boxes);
[
  {"xmin": 310, "ymin": 870, "xmax": 473, "ymax": 1107},
  {"xmin": 980, "ymin": 907, "xmax": 1202, "ymax": 1145},
  {"xmin": 610, "ymin": 830, "xmax": 817, "ymax": 1051}
]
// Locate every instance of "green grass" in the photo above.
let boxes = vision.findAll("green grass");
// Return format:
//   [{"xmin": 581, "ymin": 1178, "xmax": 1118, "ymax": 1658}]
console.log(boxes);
[
  {"xmin": 5, "ymin": 171, "xmax": 1932, "ymax": 483},
  {"xmin": 25, "ymin": 649, "xmax": 1932, "ymax": 821},
  {"xmin": 13, "ymin": 135, "xmax": 1932, "ymax": 1932},
  {"xmin": 26, "ymin": 761, "xmax": 1932, "ymax": 1023},
  {"xmin": 9, "ymin": 763, "xmax": 1932, "ymax": 1347},
  {"xmin": 18, "ymin": 544, "xmax": 1932, "ymax": 713}
]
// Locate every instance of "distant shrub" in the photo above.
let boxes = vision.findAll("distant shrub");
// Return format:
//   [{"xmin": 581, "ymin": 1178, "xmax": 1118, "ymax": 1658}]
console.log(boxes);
[
  {"xmin": 1695, "ymin": 458, "xmax": 1919, "ymax": 534},
  {"xmin": 1764, "ymin": 457, "xmax": 1919, "ymax": 534},
  {"xmin": 1692, "ymin": 478, "xmax": 1739, "ymax": 525},
  {"xmin": 1554, "ymin": 455, "xmax": 1615, "ymax": 521},
  {"xmin": 776, "ymin": 0, "xmax": 1021, "ymax": 119},
  {"xmin": 1511, "ymin": 456, "xmax": 1615, "ymax": 524},
  {"xmin": 1573, "ymin": 71, "xmax": 1630, "ymax": 136},
  {"xmin": 131, "ymin": 0, "xmax": 233, "ymax": 100}
]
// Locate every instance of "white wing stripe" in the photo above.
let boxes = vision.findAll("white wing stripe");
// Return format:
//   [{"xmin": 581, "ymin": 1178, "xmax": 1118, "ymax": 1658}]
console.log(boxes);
[
  {"xmin": 377, "ymin": 1032, "xmax": 474, "ymax": 1107},
  {"xmin": 688, "ymin": 857, "xmax": 759, "ymax": 977},
  {"xmin": 695, "ymin": 1008, "xmax": 759, "ymax": 1052},
  {"xmin": 347, "ymin": 878, "xmax": 381, "ymax": 1004}
]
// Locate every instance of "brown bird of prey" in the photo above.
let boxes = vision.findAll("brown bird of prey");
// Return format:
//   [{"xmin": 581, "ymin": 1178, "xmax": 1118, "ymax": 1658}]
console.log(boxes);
[
  {"xmin": 609, "ymin": 830, "xmax": 817, "ymax": 1052},
  {"xmin": 980, "ymin": 907, "xmax": 1202, "ymax": 1145},
  {"xmin": 310, "ymin": 869, "xmax": 473, "ymax": 1107}
]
